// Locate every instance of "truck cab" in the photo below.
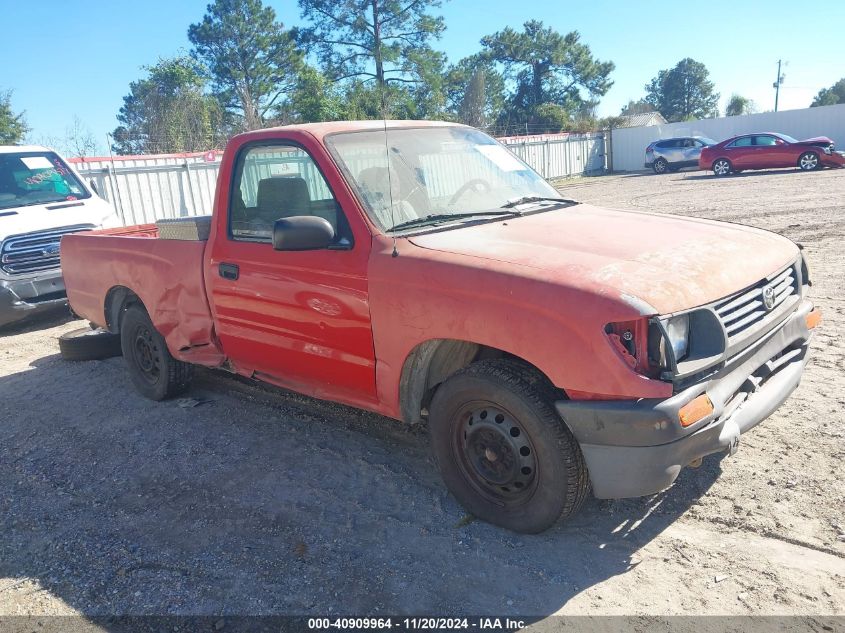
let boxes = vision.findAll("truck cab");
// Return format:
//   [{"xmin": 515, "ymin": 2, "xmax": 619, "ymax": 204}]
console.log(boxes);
[{"xmin": 0, "ymin": 145, "xmax": 119, "ymax": 328}]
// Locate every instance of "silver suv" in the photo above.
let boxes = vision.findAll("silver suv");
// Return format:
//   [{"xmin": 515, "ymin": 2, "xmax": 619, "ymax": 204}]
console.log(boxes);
[{"xmin": 645, "ymin": 136, "xmax": 717, "ymax": 174}]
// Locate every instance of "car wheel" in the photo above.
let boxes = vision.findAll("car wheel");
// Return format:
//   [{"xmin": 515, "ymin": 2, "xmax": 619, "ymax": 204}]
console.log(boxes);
[
  {"xmin": 428, "ymin": 359, "xmax": 589, "ymax": 533},
  {"xmin": 713, "ymin": 158, "xmax": 732, "ymax": 177},
  {"xmin": 798, "ymin": 151, "xmax": 820, "ymax": 171},
  {"xmin": 120, "ymin": 304, "xmax": 193, "ymax": 401},
  {"xmin": 652, "ymin": 158, "xmax": 668, "ymax": 174},
  {"xmin": 59, "ymin": 326, "xmax": 122, "ymax": 361}
]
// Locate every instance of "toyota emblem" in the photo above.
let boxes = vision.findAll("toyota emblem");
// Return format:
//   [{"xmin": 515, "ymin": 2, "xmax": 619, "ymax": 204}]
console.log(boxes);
[{"xmin": 761, "ymin": 285, "xmax": 776, "ymax": 311}]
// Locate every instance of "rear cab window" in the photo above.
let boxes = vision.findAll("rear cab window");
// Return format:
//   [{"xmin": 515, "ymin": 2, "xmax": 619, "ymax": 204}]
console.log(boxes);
[{"xmin": 0, "ymin": 152, "xmax": 90, "ymax": 210}]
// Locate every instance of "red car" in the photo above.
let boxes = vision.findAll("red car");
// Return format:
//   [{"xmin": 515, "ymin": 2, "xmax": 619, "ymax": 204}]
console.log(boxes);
[{"xmin": 699, "ymin": 132, "xmax": 845, "ymax": 176}]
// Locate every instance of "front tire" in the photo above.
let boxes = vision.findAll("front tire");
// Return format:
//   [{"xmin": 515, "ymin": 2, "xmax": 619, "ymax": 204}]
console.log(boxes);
[
  {"xmin": 652, "ymin": 158, "xmax": 668, "ymax": 174},
  {"xmin": 120, "ymin": 304, "xmax": 193, "ymax": 400},
  {"xmin": 712, "ymin": 158, "xmax": 732, "ymax": 177},
  {"xmin": 798, "ymin": 151, "xmax": 820, "ymax": 171},
  {"xmin": 428, "ymin": 359, "xmax": 589, "ymax": 533}
]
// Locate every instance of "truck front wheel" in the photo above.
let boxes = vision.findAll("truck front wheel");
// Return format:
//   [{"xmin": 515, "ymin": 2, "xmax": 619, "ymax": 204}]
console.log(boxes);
[
  {"xmin": 428, "ymin": 359, "xmax": 589, "ymax": 533},
  {"xmin": 120, "ymin": 304, "xmax": 193, "ymax": 401}
]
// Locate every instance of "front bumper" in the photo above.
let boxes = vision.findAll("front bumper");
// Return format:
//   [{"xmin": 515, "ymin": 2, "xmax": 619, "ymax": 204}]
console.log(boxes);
[
  {"xmin": 0, "ymin": 270, "xmax": 68, "ymax": 328},
  {"xmin": 556, "ymin": 299, "xmax": 816, "ymax": 499},
  {"xmin": 821, "ymin": 151, "xmax": 845, "ymax": 168}
]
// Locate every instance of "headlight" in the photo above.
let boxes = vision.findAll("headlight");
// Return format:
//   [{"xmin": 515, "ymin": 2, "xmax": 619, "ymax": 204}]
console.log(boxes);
[
  {"xmin": 823, "ymin": 146, "xmax": 832, "ymax": 155},
  {"xmin": 800, "ymin": 252, "xmax": 812, "ymax": 286},
  {"xmin": 664, "ymin": 314, "xmax": 690, "ymax": 362},
  {"xmin": 649, "ymin": 310, "xmax": 725, "ymax": 381}
]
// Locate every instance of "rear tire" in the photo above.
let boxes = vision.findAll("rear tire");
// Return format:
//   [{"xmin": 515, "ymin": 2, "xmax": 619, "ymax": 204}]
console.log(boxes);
[
  {"xmin": 712, "ymin": 158, "xmax": 732, "ymax": 177},
  {"xmin": 652, "ymin": 158, "xmax": 668, "ymax": 174},
  {"xmin": 798, "ymin": 151, "xmax": 820, "ymax": 171},
  {"xmin": 59, "ymin": 326, "xmax": 122, "ymax": 361},
  {"xmin": 120, "ymin": 304, "xmax": 193, "ymax": 400},
  {"xmin": 428, "ymin": 359, "xmax": 589, "ymax": 533}
]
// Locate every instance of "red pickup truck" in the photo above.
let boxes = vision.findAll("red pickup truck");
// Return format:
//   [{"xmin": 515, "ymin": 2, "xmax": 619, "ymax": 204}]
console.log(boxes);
[{"xmin": 61, "ymin": 121, "xmax": 820, "ymax": 533}]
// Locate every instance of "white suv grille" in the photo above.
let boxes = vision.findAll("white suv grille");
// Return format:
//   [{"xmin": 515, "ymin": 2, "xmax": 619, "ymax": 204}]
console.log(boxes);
[{"xmin": 0, "ymin": 225, "xmax": 94, "ymax": 275}]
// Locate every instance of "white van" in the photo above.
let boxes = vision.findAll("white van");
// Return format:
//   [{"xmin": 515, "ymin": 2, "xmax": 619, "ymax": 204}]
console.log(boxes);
[{"xmin": 0, "ymin": 145, "xmax": 120, "ymax": 328}]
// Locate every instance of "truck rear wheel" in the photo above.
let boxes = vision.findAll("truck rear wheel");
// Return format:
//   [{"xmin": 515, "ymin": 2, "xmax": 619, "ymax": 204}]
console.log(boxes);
[
  {"xmin": 428, "ymin": 359, "xmax": 589, "ymax": 533},
  {"xmin": 120, "ymin": 304, "xmax": 193, "ymax": 400}
]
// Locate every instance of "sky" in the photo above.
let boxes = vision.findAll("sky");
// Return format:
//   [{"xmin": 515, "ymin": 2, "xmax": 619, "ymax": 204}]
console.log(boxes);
[{"xmin": 2, "ymin": 0, "xmax": 844, "ymax": 155}]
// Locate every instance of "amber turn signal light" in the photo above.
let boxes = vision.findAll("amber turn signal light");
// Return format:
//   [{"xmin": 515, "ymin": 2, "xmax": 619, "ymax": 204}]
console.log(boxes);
[
  {"xmin": 679, "ymin": 394, "xmax": 714, "ymax": 427},
  {"xmin": 805, "ymin": 309, "xmax": 821, "ymax": 330}
]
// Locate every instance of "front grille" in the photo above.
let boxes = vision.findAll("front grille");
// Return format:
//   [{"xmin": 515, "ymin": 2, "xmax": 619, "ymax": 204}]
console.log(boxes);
[
  {"xmin": 0, "ymin": 224, "xmax": 94, "ymax": 275},
  {"xmin": 714, "ymin": 264, "xmax": 798, "ymax": 341}
]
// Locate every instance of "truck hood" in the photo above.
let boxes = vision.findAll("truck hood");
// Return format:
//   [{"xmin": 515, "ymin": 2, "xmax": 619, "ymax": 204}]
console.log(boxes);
[
  {"xmin": 0, "ymin": 197, "xmax": 119, "ymax": 241},
  {"xmin": 408, "ymin": 203, "xmax": 799, "ymax": 315}
]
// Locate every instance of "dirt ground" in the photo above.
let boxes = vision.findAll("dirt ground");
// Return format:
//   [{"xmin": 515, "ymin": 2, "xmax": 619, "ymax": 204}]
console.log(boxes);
[{"xmin": 1, "ymin": 166, "xmax": 843, "ymax": 619}]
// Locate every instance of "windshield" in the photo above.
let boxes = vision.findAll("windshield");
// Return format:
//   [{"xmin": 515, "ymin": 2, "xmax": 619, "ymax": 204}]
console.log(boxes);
[
  {"xmin": 326, "ymin": 126, "xmax": 563, "ymax": 231},
  {"xmin": 0, "ymin": 152, "xmax": 90, "ymax": 210},
  {"xmin": 778, "ymin": 134, "xmax": 799, "ymax": 144},
  {"xmin": 697, "ymin": 137, "xmax": 717, "ymax": 146}
]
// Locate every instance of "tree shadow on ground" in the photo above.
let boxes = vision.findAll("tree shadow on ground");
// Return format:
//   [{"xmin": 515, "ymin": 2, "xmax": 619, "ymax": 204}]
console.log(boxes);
[
  {"xmin": 0, "ymin": 353, "xmax": 724, "ymax": 623},
  {"xmin": 0, "ymin": 307, "xmax": 75, "ymax": 338},
  {"xmin": 682, "ymin": 168, "xmax": 812, "ymax": 181}
]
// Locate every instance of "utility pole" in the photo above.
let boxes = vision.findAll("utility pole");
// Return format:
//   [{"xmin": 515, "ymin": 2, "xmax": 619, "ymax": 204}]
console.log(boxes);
[{"xmin": 773, "ymin": 59, "xmax": 785, "ymax": 112}]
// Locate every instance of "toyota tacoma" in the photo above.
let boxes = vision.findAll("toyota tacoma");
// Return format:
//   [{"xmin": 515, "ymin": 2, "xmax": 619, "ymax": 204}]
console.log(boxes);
[{"xmin": 60, "ymin": 121, "xmax": 820, "ymax": 532}]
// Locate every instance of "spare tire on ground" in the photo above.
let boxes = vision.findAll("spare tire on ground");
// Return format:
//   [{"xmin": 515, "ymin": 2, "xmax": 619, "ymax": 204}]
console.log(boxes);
[{"xmin": 59, "ymin": 326, "xmax": 123, "ymax": 361}]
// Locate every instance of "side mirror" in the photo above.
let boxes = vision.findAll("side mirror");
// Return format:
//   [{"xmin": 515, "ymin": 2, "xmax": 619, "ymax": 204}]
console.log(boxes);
[{"xmin": 272, "ymin": 216, "xmax": 335, "ymax": 251}]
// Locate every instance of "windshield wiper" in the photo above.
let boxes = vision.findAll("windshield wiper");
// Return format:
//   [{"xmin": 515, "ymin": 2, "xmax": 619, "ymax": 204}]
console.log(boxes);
[
  {"xmin": 10, "ymin": 198, "xmax": 68, "ymax": 209},
  {"xmin": 501, "ymin": 196, "xmax": 575, "ymax": 209},
  {"xmin": 387, "ymin": 210, "xmax": 521, "ymax": 232}
]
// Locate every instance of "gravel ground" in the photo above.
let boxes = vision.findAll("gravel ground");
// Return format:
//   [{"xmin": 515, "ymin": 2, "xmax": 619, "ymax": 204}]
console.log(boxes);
[{"xmin": 1, "ymin": 166, "xmax": 843, "ymax": 618}]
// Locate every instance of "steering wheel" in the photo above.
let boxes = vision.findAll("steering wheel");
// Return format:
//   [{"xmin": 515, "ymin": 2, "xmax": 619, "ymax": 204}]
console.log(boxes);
[{"xmin": 448, "ymin": 178, "xmax": 492, "ymax": 206}]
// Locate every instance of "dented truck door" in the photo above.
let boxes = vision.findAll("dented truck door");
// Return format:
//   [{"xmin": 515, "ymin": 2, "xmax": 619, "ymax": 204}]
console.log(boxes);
[{"xmin": 206, "ymin": 135, "xmax": 378, "ymax": 406}]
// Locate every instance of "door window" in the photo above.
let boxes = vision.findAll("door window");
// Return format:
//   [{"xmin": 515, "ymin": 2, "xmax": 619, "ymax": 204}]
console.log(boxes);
[
  {"xmin": 728, "ymin": 137, "xmax": 753, "ymax": 147},
  {"xmin": 230, "ymin": 144, "xmax": 350, "ymax": 243},
  {"xmin": 753, "ymin": 135, "xmax": 778, "ymax": 146}
]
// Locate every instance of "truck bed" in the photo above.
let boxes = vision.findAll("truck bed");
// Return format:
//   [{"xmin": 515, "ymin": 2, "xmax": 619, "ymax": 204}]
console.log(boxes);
[{"xmin": 61, "ymin": 224, "xmax": 224, "ymax": 366}]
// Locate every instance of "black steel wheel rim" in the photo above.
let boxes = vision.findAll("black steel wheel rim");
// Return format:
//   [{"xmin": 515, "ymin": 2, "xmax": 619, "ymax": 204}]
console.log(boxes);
[
  {"xmin": 451, "ymin": 401, "xmax": 538, "ymax": 507},
  {"xmin": 133, "ymin": 325, "xmax": 161, "ymax": 384}
]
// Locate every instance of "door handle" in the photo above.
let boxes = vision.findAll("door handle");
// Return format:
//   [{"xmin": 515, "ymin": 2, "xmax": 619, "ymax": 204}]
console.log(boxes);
[{"xmin": 219, "ymin": 262, "xmax": 239, "ymax": 281}]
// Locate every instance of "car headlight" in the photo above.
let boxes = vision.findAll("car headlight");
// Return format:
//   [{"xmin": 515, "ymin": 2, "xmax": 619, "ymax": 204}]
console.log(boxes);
[
  {"xmin": 664, "ymin": 314, "xmax": 690, "ymax": 362},
  {"xmin": 648, "ymin": 310, "xmax": 726, "ymax": 381},
  {"xmin": 823, "ymin": 146, "xmax": 832, "ymax": 155},
  {"xmin": 800, "ymin": 251, "xmax": 812, "ymax": 286},
  {"xmin": 607, "ymin": 314, "xmax": 689, "ymax": 378}
]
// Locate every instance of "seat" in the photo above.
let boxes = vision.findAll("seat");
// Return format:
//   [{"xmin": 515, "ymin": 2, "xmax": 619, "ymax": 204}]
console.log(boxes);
[
  {"xmin": 357, "ymin": 166, "xmax": 417, "ymax": 228},
  {"xmin": 256, "ymin": 176, "xmax": 311, "ymax": 220}
]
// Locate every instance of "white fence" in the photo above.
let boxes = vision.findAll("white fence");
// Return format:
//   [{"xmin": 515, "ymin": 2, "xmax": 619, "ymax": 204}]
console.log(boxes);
[
  {"xmin": 70, "ymin": 132, "xmax": 606, "ymax": 226},
  {"xmin": 609, "ymin": 103, "xmax": 845, "ymax": 172},
  {"xmin": 499, "ymin": 132, "xmax": 606, "ymax": 180},
  {"xmin": 70, "ymin": 152, "xmax": 222, "ymax": 226}
]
